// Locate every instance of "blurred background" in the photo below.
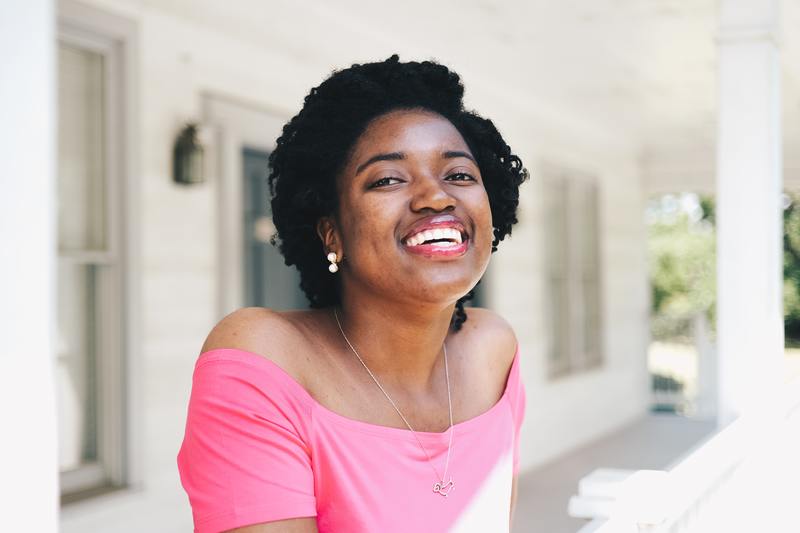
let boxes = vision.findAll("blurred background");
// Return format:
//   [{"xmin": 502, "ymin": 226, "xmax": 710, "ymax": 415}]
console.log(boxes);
[{"xmin": 2, "ymin": 0, "xmax": 799, "ymax": 531}]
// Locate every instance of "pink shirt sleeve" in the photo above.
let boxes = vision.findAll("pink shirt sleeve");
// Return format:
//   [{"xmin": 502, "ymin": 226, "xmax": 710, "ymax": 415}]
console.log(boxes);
[
  {"xmin": 510, "ymin": 344, "xmax": 526, "ymax": 476},
  {"xmin": 177, "ymin": 350, "xmax": 317, "ymax": 533}
]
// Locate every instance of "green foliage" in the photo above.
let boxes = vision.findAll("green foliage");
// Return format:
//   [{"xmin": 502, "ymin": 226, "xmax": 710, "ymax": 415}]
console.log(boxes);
[
  {"xmin": 648, "ymin": 191, "xmax": 800, "ymax": 343},
  {"xmin": 647, "ymin": 193, "xmax": 716, "ymax": 341},
  {"xmin": 783, "ymin": 192, "xmax": 800, "ymax": 338},
  {"xmin": 651, "ymin": 373, "xmax": 684, "ymax": 393}
]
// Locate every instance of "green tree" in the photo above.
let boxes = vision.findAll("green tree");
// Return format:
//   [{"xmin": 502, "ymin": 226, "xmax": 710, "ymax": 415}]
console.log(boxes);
[
  {"xmin": 783, "ymin": 192, "xmax": 800, "ymax": 341},
  {"xmin": 649, "ymin": 191, "xmax": 800, "ymax": 344},
  {"xmin": 647, "ymin": 193, "xmax": 716, "ymax": 342}
]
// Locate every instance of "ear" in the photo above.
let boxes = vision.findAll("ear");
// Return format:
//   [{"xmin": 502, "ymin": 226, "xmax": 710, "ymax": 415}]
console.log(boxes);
[{"xmin": 316, "ymin": 216, "xmax": 341, "ymax": 258}]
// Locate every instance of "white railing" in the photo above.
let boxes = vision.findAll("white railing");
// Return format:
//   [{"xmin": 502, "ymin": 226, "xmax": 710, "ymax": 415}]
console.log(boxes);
[{"xmin": 571, "ymin": 376, "xmax": 800, "ymax": 533}]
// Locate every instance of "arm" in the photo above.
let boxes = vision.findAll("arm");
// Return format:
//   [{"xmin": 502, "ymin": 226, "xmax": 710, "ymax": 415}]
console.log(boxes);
[{"xmin": 179, "ymin": 308, "xmax": 319, "ymax": 533}]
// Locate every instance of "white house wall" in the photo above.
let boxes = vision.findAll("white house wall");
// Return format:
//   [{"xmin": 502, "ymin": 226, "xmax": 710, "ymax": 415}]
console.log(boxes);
[
  {"xmin": 59, "ymin": 1, "xmax": 649, "ymax": 530},
  {"xmin": 491, "ymin": 130, "xmax": 649, "ymax": 473}
]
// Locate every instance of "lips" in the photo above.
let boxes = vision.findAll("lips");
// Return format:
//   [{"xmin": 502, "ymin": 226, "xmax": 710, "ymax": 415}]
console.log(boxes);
[
  {"xmin": 401, "ymin": 214, "xmax": 469, "ymax": 246},
  {"xmin": 400, "ymin": 214, "xmax": 470, "ymax": 259}
]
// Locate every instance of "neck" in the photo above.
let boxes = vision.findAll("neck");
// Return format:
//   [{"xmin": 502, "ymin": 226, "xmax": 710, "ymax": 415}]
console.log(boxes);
[{"xmin": 333, "ymin": 290, "xmax": 457, "ymax": 395}]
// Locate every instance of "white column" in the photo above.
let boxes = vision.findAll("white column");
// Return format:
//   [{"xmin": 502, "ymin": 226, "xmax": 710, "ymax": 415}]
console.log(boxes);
[
  {"xmin": 716, "ymin": 0, "xmax": 784, "ymax": 426},
  {"xmin": 694, "ymin": 312, "xmax": 718, "ymax": 418},
  {"xmin": 0, "ymin": 0, "xmax": 59, "ymax": 531}
]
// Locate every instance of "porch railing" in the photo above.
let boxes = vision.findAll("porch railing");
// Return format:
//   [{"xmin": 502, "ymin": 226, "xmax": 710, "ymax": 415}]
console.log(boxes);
[{"xmin": 570, "ymin": 375, "xmax": 800, "ymax": 533}]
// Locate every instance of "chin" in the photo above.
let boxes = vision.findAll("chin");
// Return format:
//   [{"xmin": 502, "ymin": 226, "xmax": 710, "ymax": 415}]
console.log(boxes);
[{"xmin": 403, "ymin": 276, "xmax": 480, "ymax": 306}]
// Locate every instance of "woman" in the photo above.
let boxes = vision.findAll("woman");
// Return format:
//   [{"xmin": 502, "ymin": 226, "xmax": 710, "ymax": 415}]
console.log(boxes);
[{"xmin": 177, "ymin": 55, "xmax": 529, "ymax": 533}]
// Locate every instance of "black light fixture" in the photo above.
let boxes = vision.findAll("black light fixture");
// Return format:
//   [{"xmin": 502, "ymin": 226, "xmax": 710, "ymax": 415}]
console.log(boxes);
[{"xmin": 173, "ymin": 123, "xmax": 205, "ymax": 184}]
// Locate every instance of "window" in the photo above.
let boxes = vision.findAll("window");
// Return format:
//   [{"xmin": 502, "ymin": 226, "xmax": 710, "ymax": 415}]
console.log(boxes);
[
  {"xmin": 542, "ymin": 167, "xmax": 603, "ymax": 378},
  {"xmin": 242, "ymin": 147, "xmax": 307, "ymax": 310},
  {"xmin": 57, "ymin": 18, "xmax": 128, "ymax": 502}
]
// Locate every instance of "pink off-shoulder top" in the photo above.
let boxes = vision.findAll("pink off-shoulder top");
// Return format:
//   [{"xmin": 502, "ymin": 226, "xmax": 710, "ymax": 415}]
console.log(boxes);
[{"xmin": 177, "ymin": 344, "xmax": 526, "ymax": 533}]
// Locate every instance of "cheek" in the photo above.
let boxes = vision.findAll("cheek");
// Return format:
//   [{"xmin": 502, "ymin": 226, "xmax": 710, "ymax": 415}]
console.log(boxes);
[
  {"xmin": 471, "ymin": 190, "xmax": 494, "ymax": 240},
  {"xmin": 341, "ymin": 199, "xmax": 397, "ymax": 251}
]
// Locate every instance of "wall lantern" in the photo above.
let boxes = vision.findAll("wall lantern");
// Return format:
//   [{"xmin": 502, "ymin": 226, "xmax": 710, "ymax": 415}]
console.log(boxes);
[{"xmin": 173, "ymin": 123, "xmax": 205, "ymax": 185}]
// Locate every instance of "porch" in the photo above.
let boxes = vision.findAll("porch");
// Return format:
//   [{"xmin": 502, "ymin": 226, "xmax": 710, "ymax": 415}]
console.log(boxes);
[{"xmin": 512, "ymin": 413, "xmax": 716, "ymax": 533}]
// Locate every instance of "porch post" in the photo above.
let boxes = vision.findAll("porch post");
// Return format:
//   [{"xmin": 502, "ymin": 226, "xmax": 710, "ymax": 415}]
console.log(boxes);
[
  {"xmin": 716, "ymin": 0, "xmax": 784, "ymax": 426},
  {"xmin": 0, "ymin": 0, "xmax": 59, "ymax": 530}
]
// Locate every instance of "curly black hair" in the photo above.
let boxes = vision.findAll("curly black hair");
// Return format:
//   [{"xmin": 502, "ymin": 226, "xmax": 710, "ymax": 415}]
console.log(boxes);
[{"xmin": 267, "ymin": 55, "xmax": 528, "ymax": 331}]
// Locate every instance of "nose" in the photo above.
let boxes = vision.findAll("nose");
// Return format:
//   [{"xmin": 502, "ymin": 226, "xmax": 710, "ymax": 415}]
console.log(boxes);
[{"xmin": 409, "ymin": 174, "xmax": 456, "ymax": 213}]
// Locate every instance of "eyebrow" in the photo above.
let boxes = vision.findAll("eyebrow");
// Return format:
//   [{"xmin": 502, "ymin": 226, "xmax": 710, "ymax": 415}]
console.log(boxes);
[
  {"xmin": 443, "ymin": 150, "xmax": 477, "ymax": 165},
  {"xmin": 355, "ymin": 150, "xmax": 477, "ymax": 175},
  {"xmin": 355, "ymin": 152, "xmax": 405, "ymax": 175}
]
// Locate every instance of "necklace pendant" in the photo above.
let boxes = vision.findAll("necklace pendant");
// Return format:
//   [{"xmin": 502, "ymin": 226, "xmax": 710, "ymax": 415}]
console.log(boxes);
[{"xmin": 432, "ymin": 478, "xmax": 455, "ymax": 497}]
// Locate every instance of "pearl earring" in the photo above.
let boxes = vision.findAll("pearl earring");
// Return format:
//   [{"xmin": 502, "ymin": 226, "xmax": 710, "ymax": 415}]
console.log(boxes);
[{"xmin": 327, "ymin": 252, "xmax": 339, "ymax": 273}]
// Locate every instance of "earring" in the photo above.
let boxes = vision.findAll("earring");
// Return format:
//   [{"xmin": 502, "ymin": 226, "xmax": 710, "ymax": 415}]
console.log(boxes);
[{"xmin": 327, "ymin": 252, "xmax": 339, "ymax": 273}]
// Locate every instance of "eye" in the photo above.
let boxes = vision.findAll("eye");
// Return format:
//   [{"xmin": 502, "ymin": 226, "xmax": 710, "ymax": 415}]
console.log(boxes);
[
  {"xmin": 445, "ymin": 172, "xmax": 476, "ymax": 182},
  {"xmin": 369, "ymin": 176, "xmax": 403, "ymax": 188}
]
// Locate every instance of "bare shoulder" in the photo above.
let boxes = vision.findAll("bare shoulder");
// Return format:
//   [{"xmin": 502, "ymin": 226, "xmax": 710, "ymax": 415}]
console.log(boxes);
[
  {"xmin": 461, "ymin": 306, "xmax": 518, "ymax": 351},
  {"xmin": 200, "ymin": 307, "xmax": 308, "ymax": 374},
  {"xmin": 457, "ymin": 306, "xmax": 519, "ymax": 370},
  {"xmin": 201, "ymin": 307, "xmax": 295, "ymax": 354}
]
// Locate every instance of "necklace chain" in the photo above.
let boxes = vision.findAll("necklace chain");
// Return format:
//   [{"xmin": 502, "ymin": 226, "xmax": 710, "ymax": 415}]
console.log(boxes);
[{"xmin": 332, "ymin": 308, "xmax": 455, "ymax": 494}]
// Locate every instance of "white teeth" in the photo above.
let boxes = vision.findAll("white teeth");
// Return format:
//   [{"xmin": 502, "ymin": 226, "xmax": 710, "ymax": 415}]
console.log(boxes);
[{"xmin": 404, "ymin": 227, "xmax": 463, "ymax": 246}]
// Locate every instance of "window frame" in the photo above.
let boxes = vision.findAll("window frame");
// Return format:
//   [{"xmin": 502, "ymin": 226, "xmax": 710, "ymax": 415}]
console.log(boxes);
[
  {"xmin": 57, "ymin": 0, "xmax": 139, "ymax": 503},
  {"xmin": 201, "ymin": 93, "xmax": 289, "ymax": 316},
  {"xmin": 542, "ymin": 166, "xmax": 604, "ymax": 379}
]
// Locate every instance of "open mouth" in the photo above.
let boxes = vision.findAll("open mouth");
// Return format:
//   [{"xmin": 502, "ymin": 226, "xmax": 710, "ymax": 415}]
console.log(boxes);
[
  {"xmin": 403, "ymin": 227, "xmax": 467, "ymax": 247},
  {"xmin": 401, "ymin": 227, "xmax": 469, "ymax": 257}
]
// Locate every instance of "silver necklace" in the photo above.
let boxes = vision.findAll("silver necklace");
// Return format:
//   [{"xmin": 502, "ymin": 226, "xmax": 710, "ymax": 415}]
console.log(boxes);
[{"xmin": 332, "ymin": 308, "xmax": 455, "ymax": 497}]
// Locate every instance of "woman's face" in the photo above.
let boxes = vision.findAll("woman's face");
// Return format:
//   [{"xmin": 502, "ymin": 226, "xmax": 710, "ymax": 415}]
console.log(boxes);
[{"xmin": 322, "ymin": 109, "xmax": 494, "ymax": 307}]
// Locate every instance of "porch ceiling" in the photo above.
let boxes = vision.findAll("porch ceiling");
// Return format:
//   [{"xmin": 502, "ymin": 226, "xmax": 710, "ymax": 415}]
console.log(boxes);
[{"xmin": 141, "ymin": 0, "xmax": 800, "ymax": 189}]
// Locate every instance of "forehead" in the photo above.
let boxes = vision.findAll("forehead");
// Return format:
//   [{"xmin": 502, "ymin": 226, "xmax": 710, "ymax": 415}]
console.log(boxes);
[{"xmin": 348, "ymin": 109, "xmax": 471, "ymax": 162}]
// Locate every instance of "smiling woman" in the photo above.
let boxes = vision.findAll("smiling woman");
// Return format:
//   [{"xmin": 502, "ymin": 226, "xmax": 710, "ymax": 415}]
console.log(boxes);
[
  {"xmin": 268, "ymin": 55, "xmax": 527, "ymax": 326},
  {"xmin": 177, "ymin": 55, "xmax": 529, "ymax": 533}
]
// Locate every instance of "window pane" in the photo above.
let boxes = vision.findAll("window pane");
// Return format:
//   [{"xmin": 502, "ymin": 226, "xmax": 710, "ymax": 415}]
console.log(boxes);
[
  {"xmin": 576, "ymin": 181, "xmax": 599, "ymax": 274},
  {"xmin": 544, "ymin": 176, "xmax": 569, "ymax": 273},
  {"xmin": 58, "ymin": 43, "xmax": 106, "ymax": 252},
  {"xmin": 56, "ymin": 260, "xmax": 99, "ymax": 472},
  {"xmin": 547, "ymin": 274, "xmax": 571, "ymax": 375},
  {"xmin": 583, "ymin": 276, "xmax": 602, "ymax": 365},
  {"xmin": 579, "ymin": 181, "xmax": 601, "ymax": 366}
]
